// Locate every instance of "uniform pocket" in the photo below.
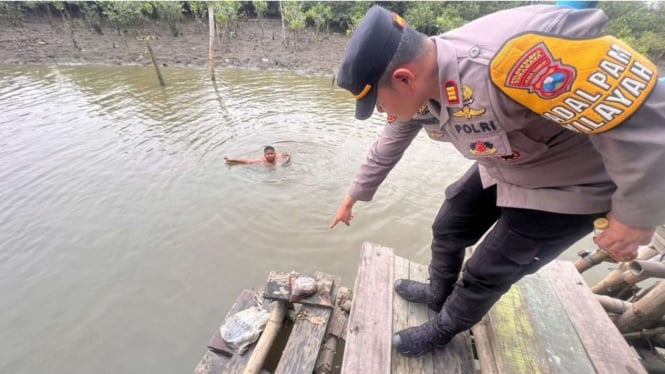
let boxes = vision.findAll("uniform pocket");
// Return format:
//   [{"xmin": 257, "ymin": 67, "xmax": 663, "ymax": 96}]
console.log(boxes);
[
  {"xmin": 498, "ymin": 131, "xmax": 550, "ymax": 165},
  {"xmin": 494, "ymin": 229, "xmax": 541, "ymax": 265}
]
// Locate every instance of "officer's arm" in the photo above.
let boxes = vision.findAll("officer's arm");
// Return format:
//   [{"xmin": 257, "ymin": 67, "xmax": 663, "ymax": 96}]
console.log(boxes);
[
  {"xmin": 588, "ymin": 82, "xmax": 665, "ymax": 229},
  {"xmin": 348, "ymin": 119, "xmax": 422, "ymax": 202}
]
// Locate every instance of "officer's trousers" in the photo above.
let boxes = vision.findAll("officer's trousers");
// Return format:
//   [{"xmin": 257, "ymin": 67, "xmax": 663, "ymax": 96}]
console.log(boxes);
[{"xmin": 430, "ymin": 163, "xmax": 603, "ymax": 333}]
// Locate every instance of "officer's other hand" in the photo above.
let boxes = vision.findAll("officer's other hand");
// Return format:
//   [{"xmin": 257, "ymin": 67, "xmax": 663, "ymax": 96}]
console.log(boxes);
[{"xmin": 593, "ymin": 213, "xmax": 655, "ymax": 262}]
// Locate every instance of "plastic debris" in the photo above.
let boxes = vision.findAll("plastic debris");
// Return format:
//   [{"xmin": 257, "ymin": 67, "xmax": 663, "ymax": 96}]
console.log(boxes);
[{"xmin": 220, "ymin": 306, "xmax": 270, "ymax": 355}]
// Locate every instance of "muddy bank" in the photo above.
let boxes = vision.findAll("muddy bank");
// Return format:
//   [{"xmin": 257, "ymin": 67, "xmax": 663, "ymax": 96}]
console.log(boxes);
[
  {"xmin": 0, "ymin": 16, "xmax": 347, "ymax": 77},
  {"xmin": 1, "ymin": 16, "xmax": 663, "ymax": 77}
]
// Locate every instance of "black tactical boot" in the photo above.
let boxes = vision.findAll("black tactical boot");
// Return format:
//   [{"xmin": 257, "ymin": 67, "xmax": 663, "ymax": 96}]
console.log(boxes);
[
  {"xmin": 392, "ymin": 308, "xmax": 455, "ymax": 357},
  {"xmin": 394, "ymin": 279, "xmax": 444, "ymax": 312},
  {"xmin": 394, "ymin": 267, "xmax": 449, "ymax": 312}
]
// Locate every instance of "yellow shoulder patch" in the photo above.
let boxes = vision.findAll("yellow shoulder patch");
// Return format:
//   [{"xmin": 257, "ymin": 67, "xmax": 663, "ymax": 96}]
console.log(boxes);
[{"xmin": 490, "ymin": 33, "xmax": 659, "ymax": 134}]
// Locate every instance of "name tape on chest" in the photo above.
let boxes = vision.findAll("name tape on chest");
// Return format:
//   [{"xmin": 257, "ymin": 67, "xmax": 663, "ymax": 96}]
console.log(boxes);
[{"xmin": 490, "ymin": 33, "xmax": 658, "ymax": 134}]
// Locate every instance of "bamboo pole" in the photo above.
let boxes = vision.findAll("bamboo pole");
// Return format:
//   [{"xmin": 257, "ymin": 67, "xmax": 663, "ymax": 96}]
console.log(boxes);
[
  {"xmin": 615, "ymin": 280, "xmax": 665, "ymax": 333},
  {"xmin": 595, "ymin": 294, "xmax": 632, "ymax": 314},
  {"xmin": 145, "ymin": 40, "xmax": 165, "ymax": 87},
  {"xmin": 208, "ymin": 4, "xmax": 216, "ymax": 81},
  {"xmin": 243, "ymin": 301, "xmax": 287, "ymax": 374},
  {"xmin": 574, "ymin": 248, "xmax": 610, "ymax": 273},
  {"xmin": 628, "ymin": 259, "xmax": 665, "ymax": 279},
  {"xmin": 623, "ymin": 326, "xmax": 665, "ymax": 340},
  {"xmin": 591, "ymin": 246, "xmax": 659, "ymax": 295}
]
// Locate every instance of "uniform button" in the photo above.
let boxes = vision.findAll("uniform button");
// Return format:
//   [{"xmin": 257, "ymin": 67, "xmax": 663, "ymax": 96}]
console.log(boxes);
[{"xmin": 469, "ymin": 46, "xmax": 481, "ymax": 58}]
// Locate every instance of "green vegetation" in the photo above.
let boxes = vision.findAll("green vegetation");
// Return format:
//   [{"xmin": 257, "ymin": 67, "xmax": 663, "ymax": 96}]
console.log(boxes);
[{"xmin": 0, "ymin": 1, "xmax": 664, "ymax": 59}]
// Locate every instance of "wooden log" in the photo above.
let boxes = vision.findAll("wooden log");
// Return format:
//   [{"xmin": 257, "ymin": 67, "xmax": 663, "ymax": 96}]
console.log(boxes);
[
  {"xmin": 145, "ymin": 40, "xmax": 165, "ymax": 87},
  {"xmin": 615, "ymin": 281, "xmax": 665, "ymax": 333},
  {"xmin": 243, "ymin": 301, "xmax": 287, "ymax": 374},
  {"xmin": 342, "ymin": 242, "xmax": 394, "ymax": 374}
]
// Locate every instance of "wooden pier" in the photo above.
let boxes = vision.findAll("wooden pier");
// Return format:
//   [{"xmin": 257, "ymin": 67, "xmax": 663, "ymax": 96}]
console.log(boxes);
[{"xmin": 194, "ymin": 242, "xmax": 646, "ymax": 373}]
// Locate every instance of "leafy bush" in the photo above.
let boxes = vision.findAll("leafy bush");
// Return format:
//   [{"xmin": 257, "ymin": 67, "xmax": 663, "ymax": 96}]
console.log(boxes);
[
  {"xmin": 80, "ymin": 2, "xmax": 103, "ymax": 34},
  {"xmin": 153, "ymin": 1, "xmax": 183, "ymax": 36}
]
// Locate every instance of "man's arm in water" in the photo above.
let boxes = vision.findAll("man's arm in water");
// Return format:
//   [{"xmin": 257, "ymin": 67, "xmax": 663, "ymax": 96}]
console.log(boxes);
[{"xmin": 224, "ymin": 156, "xmax": 263, "ymax": 165}]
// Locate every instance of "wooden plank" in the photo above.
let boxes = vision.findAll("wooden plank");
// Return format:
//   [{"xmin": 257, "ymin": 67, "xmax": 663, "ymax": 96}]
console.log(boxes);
[
  {"xmin": 391, "ymin": 257, "xmax": 431, "ymax": 373},
  {"xmin": 517, "ymin": 268, "xmax": 595, "ymax": 373},
  {"xmin": 470, "ymin": 316, "xmax": 499, "ymax": 374},
  {"xmin": 477, "ymin": 283, "xmax": 551, "ymax": 374},
  {"xmin": 473, "ymin": 261, "xmax": 609, "ymax": 374},
  {"xmin": 544, "ymin": 261, "xmax": 646, "ymax": 374},
  {"xmin": 193, "ymin": 350, "xmax": 229, "ymax": 374},
  {"xmin": 392, "ymin": 256, "xmax": 411, "ymax": 373},
  {"xmin": 342, "ymin": 242, "xmax": 394, "ymax": 374},
  {"xmin": 274, "ymin": 272, "xmax": 339, "ymax": 374}
]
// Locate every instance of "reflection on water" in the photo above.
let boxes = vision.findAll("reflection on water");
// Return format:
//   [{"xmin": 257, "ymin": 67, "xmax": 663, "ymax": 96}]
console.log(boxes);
[{"xmin": 0, "ymin": 64, "xmax": 597, "ymax": 373}]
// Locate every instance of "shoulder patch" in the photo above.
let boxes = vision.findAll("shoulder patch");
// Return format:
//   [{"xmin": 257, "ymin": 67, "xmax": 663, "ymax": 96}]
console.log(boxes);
[{"xmin": 490, "ymin": 33, "xmax": 659, "ymax": 134}]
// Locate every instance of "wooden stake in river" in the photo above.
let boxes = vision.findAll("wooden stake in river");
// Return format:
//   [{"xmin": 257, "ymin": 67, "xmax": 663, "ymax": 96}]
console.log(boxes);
[
  {"xmin": 208, "ymin": 4, "xmax": 216, "ymax": 82},
  {"xmin": 145, "ymin": 40, "xmax": 165, "ymax": 87}
]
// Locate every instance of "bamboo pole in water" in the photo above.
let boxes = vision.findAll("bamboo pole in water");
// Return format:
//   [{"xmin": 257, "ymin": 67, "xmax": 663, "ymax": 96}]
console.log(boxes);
[
  {"xmin": 208, "ymin": 4, "xmax": 216, "ymax": 81},
  {"xmin": 145, "ymin": 40, "xmax": 165, "ymax": 87},
  {"xmin": 243, "ymin": 301, "xmax": 287, "ymax": 374}
]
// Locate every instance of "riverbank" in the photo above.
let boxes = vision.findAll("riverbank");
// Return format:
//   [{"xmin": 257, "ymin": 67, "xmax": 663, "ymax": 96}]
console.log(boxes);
[
  {"xmin": 0, "ymin": 16, "xmax": 346, "ymax": 77},
  {"xmin": 2, "ymin": 16, "xmax": 663, "ymax": 77}
]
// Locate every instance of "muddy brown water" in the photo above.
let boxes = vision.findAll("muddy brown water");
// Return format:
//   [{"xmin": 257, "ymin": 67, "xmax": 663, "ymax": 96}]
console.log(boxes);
[{"xmin": 0, "ymin": 64, "xmax": 602, "ymax": 373}]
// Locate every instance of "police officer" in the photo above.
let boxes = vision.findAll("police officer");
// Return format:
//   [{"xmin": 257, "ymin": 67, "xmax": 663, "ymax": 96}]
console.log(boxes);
[{"xmin": 330, "ymin": 5, "xmax": 665, "ymax": 356}]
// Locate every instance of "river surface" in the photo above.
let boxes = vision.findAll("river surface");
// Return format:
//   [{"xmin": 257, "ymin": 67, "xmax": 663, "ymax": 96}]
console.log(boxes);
[{"xmin": 0, "ymin": 64, "xmax": 602, "ymax": 373}]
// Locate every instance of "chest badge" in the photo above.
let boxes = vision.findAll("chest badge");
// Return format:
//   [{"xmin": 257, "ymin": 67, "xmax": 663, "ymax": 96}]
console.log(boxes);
[
  {"xmin": 429, "ymin": 131, "xmax": 444, "ymax": 139},
  {"xmin": 453, "ymin": 85, "xmax": 486, "ymax": 119},
  {"xmin": 469, "ymin": 140, "xmax": 497, "ymax": 155}
]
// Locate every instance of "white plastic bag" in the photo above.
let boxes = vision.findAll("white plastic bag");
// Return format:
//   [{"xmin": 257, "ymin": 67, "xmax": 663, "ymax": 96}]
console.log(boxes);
[{"xmin": 220, "ymin": 306, "xmax": 270, "ymax": 355}]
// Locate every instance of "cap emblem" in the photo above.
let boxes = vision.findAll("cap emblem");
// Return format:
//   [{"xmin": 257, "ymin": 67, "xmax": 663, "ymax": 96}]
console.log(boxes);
[{"xmin": 392, "ymin": 13, "xmax": 406, "ymax": 29}]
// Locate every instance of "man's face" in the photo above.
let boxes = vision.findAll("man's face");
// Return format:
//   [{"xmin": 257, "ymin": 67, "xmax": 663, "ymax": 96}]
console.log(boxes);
[
  {"xmin": 264, "ymin": 149, "xmax": 276, "ymax": 163},
  {"xmin": 375, "ymin": 82, "xmax": 421, "ymax": 121}
]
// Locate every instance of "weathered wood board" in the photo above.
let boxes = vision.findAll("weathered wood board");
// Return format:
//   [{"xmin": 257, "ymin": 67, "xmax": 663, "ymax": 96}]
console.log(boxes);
[
  {"xmin": 342, "ymin": 242, "xmax": 394, "ymax": 374},
  {"xmin": 392, "ymin": 255, "xmax": 474, "ymax": 374},
  {"xmin": 472, "ymin": 261, "xmax": 646, "ymax": 374}
]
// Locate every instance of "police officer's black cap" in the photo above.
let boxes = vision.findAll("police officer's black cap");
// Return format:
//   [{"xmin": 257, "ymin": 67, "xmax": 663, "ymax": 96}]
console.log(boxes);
[{"xmin": 337, "ymin": 6, "xmax": 406, "ymax": 120}]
